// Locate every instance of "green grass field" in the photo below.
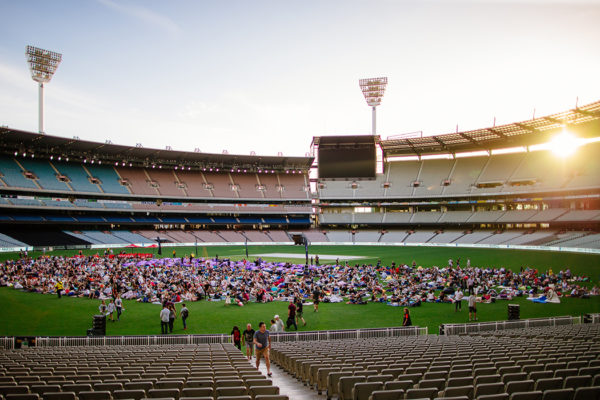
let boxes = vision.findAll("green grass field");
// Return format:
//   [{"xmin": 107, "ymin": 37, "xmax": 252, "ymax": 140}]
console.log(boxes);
[{"xmin": 1, "ymin": 244, "xmax": 599, "ymax": 337}]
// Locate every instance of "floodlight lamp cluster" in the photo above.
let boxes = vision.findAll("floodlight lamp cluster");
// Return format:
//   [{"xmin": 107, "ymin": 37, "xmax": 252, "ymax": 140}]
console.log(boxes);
[
  {"xmin": 26, "ymin": 45, "xmax": 62, "ymax": 84},
  {"xmin": 359, "ymin": 77, "xmax": 388, "ymax": 107}
]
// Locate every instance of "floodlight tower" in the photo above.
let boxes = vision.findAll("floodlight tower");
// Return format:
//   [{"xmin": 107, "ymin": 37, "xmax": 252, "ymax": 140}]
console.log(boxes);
[
  {"xmin": 359, "ymin": 77, "xmax": 388, "ymax": 135},
  {"xmin": 26, "ymin": 45, "xmax": 62, "ymax": 133}
]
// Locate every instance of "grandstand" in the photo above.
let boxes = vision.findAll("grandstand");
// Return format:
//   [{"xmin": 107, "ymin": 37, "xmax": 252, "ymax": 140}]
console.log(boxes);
[{"xmin": 0, "ymin": 102, "xmax": 598, "ymax": 251}]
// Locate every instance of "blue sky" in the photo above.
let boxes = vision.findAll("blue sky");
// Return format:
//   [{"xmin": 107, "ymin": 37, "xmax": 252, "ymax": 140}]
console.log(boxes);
[{"xmin": 1, "ymin": 0, "xmax": 599, "ymax": 156}]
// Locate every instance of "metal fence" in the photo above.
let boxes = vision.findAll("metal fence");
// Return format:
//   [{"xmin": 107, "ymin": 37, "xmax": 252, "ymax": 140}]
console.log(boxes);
[
  {"xmin": 441, "ymin": 315, "xmax": 581, "ymax": 336},
  {"xmin": 1, "ymin": 326, "xmax": 426, "ymax": 349}
]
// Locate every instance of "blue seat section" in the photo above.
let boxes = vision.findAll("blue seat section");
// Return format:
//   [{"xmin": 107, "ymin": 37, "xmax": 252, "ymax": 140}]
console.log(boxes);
[
  {"xmin": 12, "ymin": 215, "xmax": 44, "ymax": 222},
  {"xmin": 263, "ymin": 217, "xmax": 288, "ymax": 224},
  {"xmin": 74, "ymin": 199, "xmax": 105, "ymax": 209},
  {"xmin": 237, "ymin": 217, "xmax": 263, "ymax": 224},
  {"xmin": 53, "ymin": 162, "xmax": 101, "ymax": 193},
  {"xmin": 104, "ymin": 202, "xmax": 133, "ymax": 209},
  {"xmin": 19, "ymin": 159, "xmax": 71, "ymax": 192},
  {"xmin": 74, "ymin": 215, "xmax": 106, "ymax": 223},
  {"xmin": 0, "ymin": 215, "xmax": 13, "ymax": 221},
  {"xmin": 42, "ymin": 199, "xmax": 74, "ymax": 208},
  {"xmin": 0, "ymin": 157, "xmax": 38, "ymax": 189},
  {"xmin": 8, "ymin": 198, "xmax": 43, "ymax": 207},
  {"xmin": 0, "ymin": 232, "xmax": 27, "ymax": 246},
  {"xmin": 85, "ymin": 165, "xmax": 130, "ymax": 195},
  {"xmin": 45, "ymin": 215, "xmax": 76, "ymax": 222},
  {"xmin": 133, "ymin": 216, "xmax": 160, "ymax": 223},
  {"xmin": 187, "ymin": 217, "xmax": 213, "ymax": 223},
  {"xmin": 111, "ymin": 230, "xmax": 153, "ymax": 244},
  {"xmin": 0, "ymin": 197, "xmax": 9, "ymax": 204},
  {"xmin": 211, "ymin": 216, "xmax": 238, "ymax": 224},
  {"xmin": 160, "ymin": 216, "xmax": 188, "ymax": 223},
  {"xmin": 288, "ymin": 217, "xmax": 311, "ymax": 224},
  {"xmin": 105, "ymin": 216, "xmax": 133, "ymax": 223}
]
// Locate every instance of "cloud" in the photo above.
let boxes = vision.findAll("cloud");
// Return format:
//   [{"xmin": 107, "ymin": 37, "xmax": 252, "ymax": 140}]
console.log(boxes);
[{"xmin": 96, "ymin": 0, "xmax": 182, "ymax": 37}]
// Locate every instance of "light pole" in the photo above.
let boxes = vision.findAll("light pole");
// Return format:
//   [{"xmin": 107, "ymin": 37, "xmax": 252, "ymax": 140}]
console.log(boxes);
[
  {"xmin": 26, "ymin": 45, "xmax": 62, "ymax": 134},
  {"xmin": 359, "ymin": 77, "xmax": 388, "ymax": 135}
]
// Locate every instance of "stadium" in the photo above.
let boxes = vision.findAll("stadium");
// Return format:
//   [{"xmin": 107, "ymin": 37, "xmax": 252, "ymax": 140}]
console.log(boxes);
[{"xmin": 2, "ymin": 2, "xmax": 600, "ymax": 400}]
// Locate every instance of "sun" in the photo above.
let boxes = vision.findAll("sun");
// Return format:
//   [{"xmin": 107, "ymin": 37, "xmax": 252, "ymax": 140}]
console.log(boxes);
[{"xmin": 549, "ymin": 129, "xmax": 580, "ymax": 158}]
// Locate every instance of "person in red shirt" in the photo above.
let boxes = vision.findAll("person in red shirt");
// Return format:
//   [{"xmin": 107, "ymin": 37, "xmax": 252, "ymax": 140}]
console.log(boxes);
[{"xmin": 286, "ymin": 300, "xmax": 298, "ymax": 330}]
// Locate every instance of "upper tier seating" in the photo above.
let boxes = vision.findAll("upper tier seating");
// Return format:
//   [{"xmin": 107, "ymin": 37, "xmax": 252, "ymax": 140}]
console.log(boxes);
[
  {"xmin": 85, "ymin": 165, "xmax": 131, "ymax": 195},
  {"xmin": 318, "ymin": 143, "xmax": 600, "ymax": 199},
  {"xmin": 0, "ymin": 158, "xmax": 38, "ymax": 189},
  {"xmin": 53, "ymin": 163, "xmax": 101, "ymax": 193}
]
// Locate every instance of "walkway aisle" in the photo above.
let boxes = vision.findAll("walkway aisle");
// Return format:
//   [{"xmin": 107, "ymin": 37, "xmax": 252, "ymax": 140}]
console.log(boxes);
[{"xmin": 257, "ymin": 360, "xmax": 327, "ymax": 400}]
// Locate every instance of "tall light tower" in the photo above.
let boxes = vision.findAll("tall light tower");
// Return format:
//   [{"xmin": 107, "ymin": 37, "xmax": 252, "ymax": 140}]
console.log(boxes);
[
  {"xmin": 359, "ymin": 77, "xmax": 388, "ymax": 135},
  {"xmin": 26, "ymin": 45, "xmax": 62, "ymax": 134}
]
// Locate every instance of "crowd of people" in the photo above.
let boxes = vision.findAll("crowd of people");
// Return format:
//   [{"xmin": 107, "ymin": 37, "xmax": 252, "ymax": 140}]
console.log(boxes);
[{"xmin": 0, "ymin": 252, "xmax": 597, "ymax": 324}]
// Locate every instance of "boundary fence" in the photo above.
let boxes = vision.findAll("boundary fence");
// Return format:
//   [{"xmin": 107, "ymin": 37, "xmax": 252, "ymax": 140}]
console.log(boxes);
[
  {"xmin": 0, "ymin": 326, "xmax": 426, "ymax": 350},
  {"xmin": 440, "ymin": 315, "xmax": 582, "ymax": 336}
]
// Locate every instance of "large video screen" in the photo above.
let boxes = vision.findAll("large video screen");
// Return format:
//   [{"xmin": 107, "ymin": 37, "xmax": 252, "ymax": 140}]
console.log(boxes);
[{"xmin": 318, "ymin": 141, "xmax": 376, "ymax": 179}]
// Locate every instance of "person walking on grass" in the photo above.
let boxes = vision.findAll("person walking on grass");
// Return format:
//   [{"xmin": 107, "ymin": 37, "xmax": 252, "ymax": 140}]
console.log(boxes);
[
  {"xmin": 115, "ymin": 295, "xmax": 123, "ymax": 321},
  {"xmin": 273, "ymin": 315, "xmax": 284, "ymax": 332},
  {"xmin": 468, "ymin": 291, "xmax": 478, "ymax": 321},
  {"xmin": 106, "ymin": 299, "xmax": 115, "ymax": 322},
  {"xmin": 180, "ymin": 303, "xmax": 189, "ymax": 330},
  {"xmin": 295, "ymin": 296, "xmax": 306, "ymax": 327},
  {"xmin": 454, "ymin": 288, "xmax": 463, "ymax": 312},
  {"xmin": 402, "ymin": 307, "xmax": 412, "ymax": 326},
  {"xmin": 286, "ymin": 299, "xmax": 298, "ymax": 330},
  {"xmin": 160, "ymin": 304, "xmax": 170, "ymax": 334},
  {"xmin": 242, "ymin": 324, "xmax": 255, "ymax": 360},
  {"xmin": 253, "ymin": 322, "xmax": 272, "ymax": 377},
  {"xmin": 313, "ymin": 287, "xmax": 321, "ymax": 312},
  {"xmin": 168, "ymin": 304, "xmax": 177, "ymax": 333}
]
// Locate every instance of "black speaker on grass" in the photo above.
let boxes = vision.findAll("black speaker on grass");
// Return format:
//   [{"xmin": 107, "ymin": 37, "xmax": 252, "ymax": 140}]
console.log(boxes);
[
  {"xmin": 508, "ymin": 304, "xmax": 520, "ymax": 320},
  {"xmin": 88, "ymin": 314, "xmax": 106, "ymax": 336}
]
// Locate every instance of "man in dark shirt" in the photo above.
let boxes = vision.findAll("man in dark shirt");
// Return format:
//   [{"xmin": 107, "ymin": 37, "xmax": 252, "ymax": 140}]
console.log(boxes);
[
  {"xmin": 313, "ymin": 287, "xmax": 321, "ymax": 312},
  {"xmin": 253, "ymin": 322, "xmax": 272, "ymax": 377},
  {"xmin": 295, "ymin": 296, "xmax": 306, "ymax": 327},
  {"xmin": 286, "ymin": 300, "xmax": 298, "ymax": 330},
  {"xmin": 242, "ymin": 323, "xmax": 255, "ymax": 360}
]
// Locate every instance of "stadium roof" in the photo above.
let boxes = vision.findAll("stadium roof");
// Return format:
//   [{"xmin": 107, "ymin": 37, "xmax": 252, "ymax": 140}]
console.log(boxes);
[
  {"xmin": 380, "ymin": 100, "xmax": 600, "ymax": 156},
  {"xmin": 0, "ymin": 128, "xmax": 314, "ymax": 171}
]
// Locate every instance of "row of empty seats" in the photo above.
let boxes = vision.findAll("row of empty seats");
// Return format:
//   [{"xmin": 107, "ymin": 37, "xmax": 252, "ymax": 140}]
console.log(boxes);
[
  {"xmin": 0, "ymin": 156, "xmax": 309, "ymax": 200},
  {"xmin": 320, "ymin": 229, "xmax": 600, "ymax": 248},
  {"xmin": 320, "ymin": 209, "xmax": 600, "ymax": 225},
  {"xmin": 0, "ymin": 343, "xmax": 287, "ymax": 400},
  {"xmin": 0, "ymin": 214, "xmax": 311, "ymax": 226},
  {"xmin": 318, "ymin": 142, "xmax": 600, "ymax": 199},
  {"xmin": 271, "ymin": 324, "xmax": 600, "ymax": 400}
]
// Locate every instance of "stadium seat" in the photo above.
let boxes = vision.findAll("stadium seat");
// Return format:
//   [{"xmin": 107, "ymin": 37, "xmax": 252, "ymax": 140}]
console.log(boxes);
[
  {"xmin": 474, "ymin": 383, "xmax": 505, "ymax": 398},
  {"xmin": 509, "ymin": 392, "xmax": 542, "ymax": 400},
  {"xmin": 563, "ymin": 375, "xmax": 593, "ymax": 389},
  {"xmin": 405, "ymin": 387, "xmax": 438, "ymax": 399},
  {"xmin": 541, "ymin": 389, "xmax": 575, "ymax": 400},
  {"xmin": 368, "ymin": 389, "xmax": 405, "ymax": 400},
  {"xmin": 78, "ymin": 392, "xmax": 113, "ymax": 400},
  {"xmin": 113, "ymin": 390, "xmax": 146, "ymax": 400},
  {"xmin": 4, "ymin": 395, "xmax": 40, "ymax": 400},
  {"xmin": 352, "ymin": 382, "xmax": 384, "ymax": 400},
  {"xmin": 248, "ymin": 386, "xmax": 279, "ymax": 399},
  {"xmin": 338, "ymin": 376, "xmax": 366, "ymax": 400},
  {"xmin": 573, "ymin": 386, "xmax": 600, "ymax": 400}
]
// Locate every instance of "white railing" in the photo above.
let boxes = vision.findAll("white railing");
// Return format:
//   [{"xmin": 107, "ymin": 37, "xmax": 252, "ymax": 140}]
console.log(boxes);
[
  {"xmin": 269, "ymin": 326, "xmax": 427, "ymax": 342},
  {"xmin": 9, "ymin": 326, "xmax": 426, "ymax": 349},
  {"xmin": 587, "ymin": 313, "xmax": 600, "ymax": 324},
  {"xmin": 0, "ymin": 337, "xmax": 15, "ymax": 350},
  {"xmin": 441, "ymin": 315, "xmax": 581, "ymax": 336}
]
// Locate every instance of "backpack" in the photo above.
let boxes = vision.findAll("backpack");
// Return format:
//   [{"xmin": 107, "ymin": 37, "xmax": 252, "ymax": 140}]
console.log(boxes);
[{"xmin": 181, "ymin": 308, "xmax": 189, "ymax": 318}]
